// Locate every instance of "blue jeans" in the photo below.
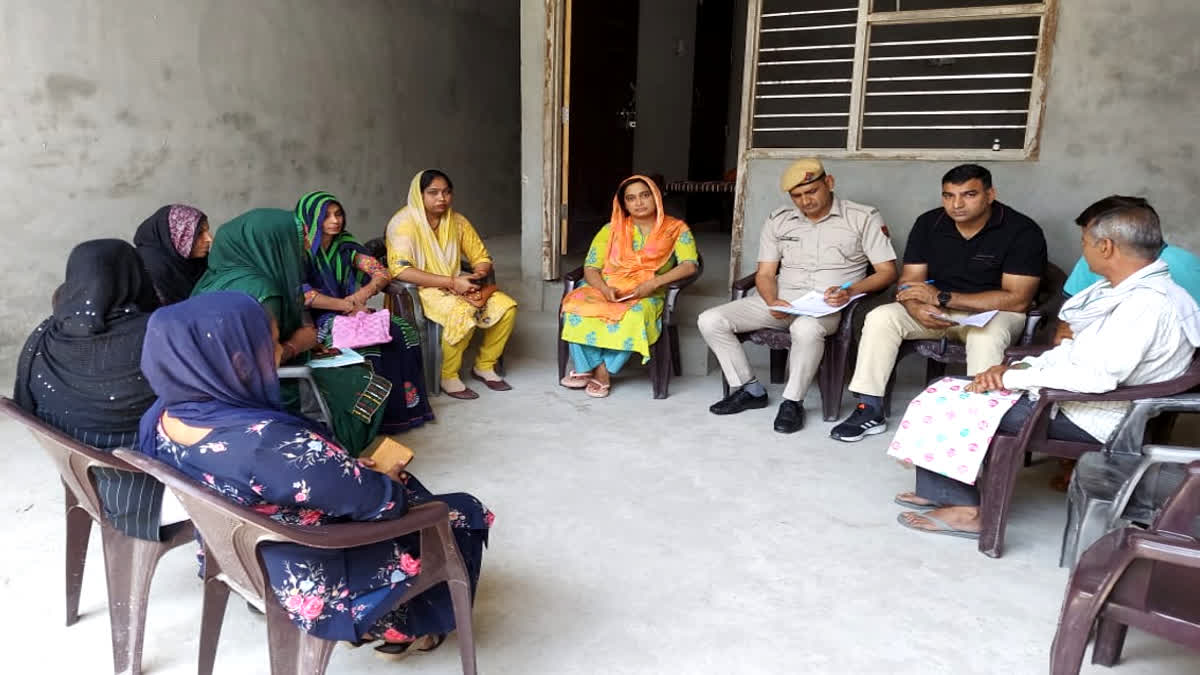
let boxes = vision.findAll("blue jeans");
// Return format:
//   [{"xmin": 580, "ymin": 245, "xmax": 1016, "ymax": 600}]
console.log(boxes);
[{"xmin": 569, "ymin": 343, "xmax": 633, "ymax": 374}]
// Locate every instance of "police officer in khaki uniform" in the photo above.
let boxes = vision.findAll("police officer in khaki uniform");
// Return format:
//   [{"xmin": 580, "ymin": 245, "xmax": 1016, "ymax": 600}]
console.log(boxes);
[{"xmin": 698, "ymin": 158, "xmax": 898, "ymax": 433}]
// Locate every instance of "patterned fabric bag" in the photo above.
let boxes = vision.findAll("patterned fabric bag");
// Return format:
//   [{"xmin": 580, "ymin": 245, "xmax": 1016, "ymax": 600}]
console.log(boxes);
[{"xmin": 331, "ymin": 310, "xmax": 393, "ymax": 349}]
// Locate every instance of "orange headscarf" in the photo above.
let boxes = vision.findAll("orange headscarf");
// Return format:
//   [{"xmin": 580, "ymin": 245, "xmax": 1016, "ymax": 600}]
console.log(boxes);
[{"xmin": 561, "ymin": 176, "xmax": 687, "ymax": 322}]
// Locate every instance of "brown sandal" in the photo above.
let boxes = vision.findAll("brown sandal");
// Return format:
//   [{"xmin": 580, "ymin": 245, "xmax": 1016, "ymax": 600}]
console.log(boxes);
[{"xmin": 441, "ymin": 386, "xmax": 479, "ymax": 400}]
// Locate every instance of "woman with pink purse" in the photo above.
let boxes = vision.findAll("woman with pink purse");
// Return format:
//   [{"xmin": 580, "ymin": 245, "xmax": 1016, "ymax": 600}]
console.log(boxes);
[{"xmin": 295, "ymin": 191, "xmax": 435, "ymax": 433}]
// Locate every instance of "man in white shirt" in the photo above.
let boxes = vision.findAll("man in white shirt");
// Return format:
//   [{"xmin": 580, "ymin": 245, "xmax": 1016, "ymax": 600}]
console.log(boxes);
[{"xmin": 893, "ymin": 198, "xmax": 1200, "ymax": 539}]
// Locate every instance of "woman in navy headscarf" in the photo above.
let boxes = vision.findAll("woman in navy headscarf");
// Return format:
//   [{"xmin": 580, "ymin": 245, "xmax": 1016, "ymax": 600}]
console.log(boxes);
[{"xmin": 136, "ymin": 292, "xmax": 492, "ymax": 654}]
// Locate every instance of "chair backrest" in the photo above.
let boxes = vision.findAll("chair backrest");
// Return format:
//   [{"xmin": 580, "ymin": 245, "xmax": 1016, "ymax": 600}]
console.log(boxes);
[
  {"xmin": 0, "ymin": 396, "xmax": 133, "ymax": 523},
  {"xmin": 364, "ymin": 237, "xmax": 386, "ymax": 261},
  {"xmin": 114, "ymin": 449, "xmax": 308, "ymax": 602}
]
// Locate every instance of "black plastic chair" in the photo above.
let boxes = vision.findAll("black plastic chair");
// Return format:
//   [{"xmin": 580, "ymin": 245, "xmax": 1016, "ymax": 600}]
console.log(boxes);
[{"xmin": 557, "ymin": 254, "xmax": 703, "ymax": 399}]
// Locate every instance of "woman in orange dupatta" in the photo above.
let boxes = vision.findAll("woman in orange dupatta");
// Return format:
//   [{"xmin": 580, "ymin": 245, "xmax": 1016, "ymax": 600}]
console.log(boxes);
[{"xmin": 560, "ymin": 176, "xmax": 699, "ymax": 397}]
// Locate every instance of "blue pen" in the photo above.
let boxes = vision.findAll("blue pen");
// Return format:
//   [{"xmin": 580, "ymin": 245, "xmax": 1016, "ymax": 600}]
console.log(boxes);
[
  {"xmin": 837, "ymin": 281, "xmax": 852, "ymax": 291},
  {"xmin": 899, "ymin": 279, "xmax": 936, "ymax": 291}
]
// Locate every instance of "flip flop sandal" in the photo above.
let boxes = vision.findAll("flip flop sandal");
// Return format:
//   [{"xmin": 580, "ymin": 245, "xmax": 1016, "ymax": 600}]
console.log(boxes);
[
  {"xmin": 560, "ymin": 371, "xmax": 592, "ymax": 389},
  {"xmin": 374, "ymin": 641, "xmax": 416, "ymax": 659},
  {"xmin": 472, "ymin": 372, "xmax": 513, "ymax": 391},
  {"xmin": 896, "ymin": 512, "xmax": 980, "ymax": 539},
  {"xmin": 585, "ymin": 379, "xmax": 611, "ymax": 398},
  {"xmin": 893, "ymin": 494, "xmax": 943, "ymax": 511}
]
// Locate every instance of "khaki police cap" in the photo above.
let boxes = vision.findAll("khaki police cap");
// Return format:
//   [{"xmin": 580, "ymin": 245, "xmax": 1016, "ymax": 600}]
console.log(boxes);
[{"xmin": 779, "ymin": 158, "xmax": 827, "ymax": 193}]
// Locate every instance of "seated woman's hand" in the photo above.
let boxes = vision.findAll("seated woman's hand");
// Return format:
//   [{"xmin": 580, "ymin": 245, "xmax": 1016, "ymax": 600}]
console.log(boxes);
[
  {"xmin": 632, "ymin": 279, "xmax": 660, "ymax": 300},
  {"xmin": 357, "ymin": 456, "xmax": 410, "ymax": 483},
  {"xmin": 599, "ymin": 284, "xmax": 620, "ymax": 303},
  {"xmin": 341, "ymin": 296, "xmax": 367, "ymax": 314},
  {"xmin": 449, "ymin": 274, "xmax": 479, "ymax": 295}
]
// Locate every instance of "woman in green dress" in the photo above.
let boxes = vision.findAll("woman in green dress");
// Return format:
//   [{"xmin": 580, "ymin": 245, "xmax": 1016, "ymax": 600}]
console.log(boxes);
[
  {"xmin": 192, "ymin": 209, "xmax": 390, "ymax": 454},
  {"xmin": 559, "ymin": 175, "xmax": 698, "ymax": 397}
]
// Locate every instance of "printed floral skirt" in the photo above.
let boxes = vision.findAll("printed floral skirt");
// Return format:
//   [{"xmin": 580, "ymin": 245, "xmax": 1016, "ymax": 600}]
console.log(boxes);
[{"xmin": 261, "ymin": 475, "xmax": 493, "ymax": 642}]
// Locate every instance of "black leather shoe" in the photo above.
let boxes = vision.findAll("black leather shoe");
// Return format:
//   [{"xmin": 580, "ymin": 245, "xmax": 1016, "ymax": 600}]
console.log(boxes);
[
  {"xmin": 773, "ymin": 400, "xmax": 805, "ymax": 434},
  {"xmin": 709, "ymin": 388, "xmax": 769, "ymax": 415}
]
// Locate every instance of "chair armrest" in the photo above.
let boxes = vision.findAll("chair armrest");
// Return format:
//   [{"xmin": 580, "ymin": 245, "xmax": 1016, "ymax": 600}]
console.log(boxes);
[
  {"xmin": 277, "ymin": 365, "xmax": 334, "ymax": 427},
  {"xmin": 255, "ymin": 501, "xmax": 452, "ymax": 549},
  {"xmin": 562, "ymin": 265, "xmax": 585, "ymax": 299},
  {"xmin": 1041, "ymin": 376, "xmax": 1197, "ymax": 405},
  {"xmin": 1108, "ymin": 394, "xmax": 1200, "ymax": 455},
  {"xmin": 663, "ymin": 259, "xmax": 704, "ymax": 325},
  {"xmin": 277, "ymin": 365, "xmax": 312, "ymax": 380},
  {"xmin": 1106, "ymin": 446, "xmax": 1200, "ymax": 529},
  {"xmin": 112, "ymin": 449, "xmax": 451, "ymax": 550},
  {"xmin": 1153, "ymin": 460, "xmax": 1200, "ymax": 538},
  {"xmin": 1004, "ymin": 344, "xmax": 1053, "ymax": 362},
  {"xmin": 731, "ymin": 273, "xmax": 756, "ymax": 300}
]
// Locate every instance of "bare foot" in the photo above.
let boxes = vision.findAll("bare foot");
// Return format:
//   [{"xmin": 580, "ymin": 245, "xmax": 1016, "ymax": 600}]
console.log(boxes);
[
  {"xmin": 899, "ymin": 506, "xmax": 981, "ymax": 533},
  {"xmin": 593, "ymin": 363, "xmax": 611, "ymax": 387},
  {"xmin": 895, "ymin": 491, "xmax": 939, "ymax": 507},
  {"xmin": 442, "ymin": 377, "xmax": 467, "ymax": 393}
]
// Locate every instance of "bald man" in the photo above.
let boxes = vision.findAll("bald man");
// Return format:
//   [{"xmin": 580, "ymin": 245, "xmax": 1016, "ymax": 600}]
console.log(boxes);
[{"xmin": 698, "ymin": 158, "xmax": 898, "ymax": 433}]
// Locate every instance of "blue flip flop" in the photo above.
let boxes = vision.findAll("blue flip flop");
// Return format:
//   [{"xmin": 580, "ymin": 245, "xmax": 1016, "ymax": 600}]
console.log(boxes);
[{"xmin": 896, "ymin": 512, "xmax": 980, "ymax": 539}]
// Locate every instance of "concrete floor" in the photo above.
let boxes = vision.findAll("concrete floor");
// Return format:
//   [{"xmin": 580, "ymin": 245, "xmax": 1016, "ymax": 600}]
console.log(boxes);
[
  {"xmin": 2, "ymin": 349, "xmax": 1198, "ymax": 674},
  {"xmin": 1, "ymin": 236, "xmax": 1196, "ymax": 673}
]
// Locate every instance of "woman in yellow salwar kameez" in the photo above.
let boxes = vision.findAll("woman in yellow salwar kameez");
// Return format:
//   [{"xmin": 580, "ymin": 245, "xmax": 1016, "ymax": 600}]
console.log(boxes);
[
  {"xmin": 560, "ymin": 175, "xmax": 698, "ymax": 397},
  {"xmin": 385, "ymin": 170, "xmax": 518, "ymax": 399}
]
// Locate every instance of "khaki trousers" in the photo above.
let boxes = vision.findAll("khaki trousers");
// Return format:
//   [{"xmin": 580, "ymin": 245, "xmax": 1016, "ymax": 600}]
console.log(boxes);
[
  {"xmin": 698, "ymin": 295, "xmax": 840, "ymax": 401},
  {"xmin": 847, "ymin": 302, "xmax": 1027, "ymax": 397}
]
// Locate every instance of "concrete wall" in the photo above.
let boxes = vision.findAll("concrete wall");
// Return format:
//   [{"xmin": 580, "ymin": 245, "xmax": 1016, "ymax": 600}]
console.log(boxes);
[
  {"xmin": 632, "ymin": 0, "xmax": 698, "ymax": 180},
  {"xmin": 519, "ymin": 0, "xmax": 549, "ymax": 294},
  {"xmin": 0, "ymin": 0, "xmax": 519, "ymax": 370},
  {"xmin": 737, "ymin": 0, "xmax": 1200, "ymax": 278}
]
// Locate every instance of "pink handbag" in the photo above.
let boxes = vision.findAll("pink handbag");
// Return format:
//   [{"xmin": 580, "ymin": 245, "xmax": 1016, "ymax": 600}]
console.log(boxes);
[{"xmin": 331, "ymin": 310, "xmax": 393, "ymax": 349}]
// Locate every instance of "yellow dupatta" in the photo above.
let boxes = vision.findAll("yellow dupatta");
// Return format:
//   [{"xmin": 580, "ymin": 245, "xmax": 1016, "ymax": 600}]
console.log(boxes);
[
  {"xmin": 385, "ymin": 172, "xmax": 517, "ymax": 345},
  {"xmin": 561, "ymin": 175, "xmax": 687, "ymax": 322}
]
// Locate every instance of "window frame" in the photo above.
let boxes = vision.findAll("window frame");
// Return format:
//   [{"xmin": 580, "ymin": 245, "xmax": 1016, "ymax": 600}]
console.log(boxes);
[{"xmin": 739, "ymin": 0, "xmax": 1060, "ymax": 161}]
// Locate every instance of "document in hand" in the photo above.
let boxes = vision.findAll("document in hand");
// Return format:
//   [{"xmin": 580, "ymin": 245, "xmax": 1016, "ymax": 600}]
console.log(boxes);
[
  {"xmin": 930, "ymin": 309, "xmax": 999, "ymax": 328},
  {"xmin": 775, "ymin": 290, "xmax": 867, "ymax": 317},
  {"xmin": 308, "ymin": 347, "xmax": 367, "ymax": 369}
]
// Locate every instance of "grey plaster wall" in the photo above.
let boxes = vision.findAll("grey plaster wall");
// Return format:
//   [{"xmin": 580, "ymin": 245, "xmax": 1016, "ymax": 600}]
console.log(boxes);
[
  {"xmin": 0, "ymin": 0, "xmax": 519, "ymax": 370},
  {"xmin": 519, "ymin": 0, "xmax": 549, "ymax": 293},
  {"xmin": 632, "ymin": 0, "xmax": 697, "ymax": 180},
  {"xmin": 737, "ymin": 0, "xmax": 1200, "ymax": 278}
]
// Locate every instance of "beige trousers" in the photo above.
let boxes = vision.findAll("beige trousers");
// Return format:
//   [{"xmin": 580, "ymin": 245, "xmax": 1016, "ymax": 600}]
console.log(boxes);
[
  {"xmin": 847, "ymin": 302, "xmax": 1027, "ymax": 397},
  {"xmin": 698, "ymin": 295, "xmax": 840, "ymax": 401}
]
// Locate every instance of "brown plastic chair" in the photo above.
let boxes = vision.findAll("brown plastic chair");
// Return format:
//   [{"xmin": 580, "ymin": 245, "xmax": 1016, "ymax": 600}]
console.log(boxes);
[
  {"xmin": 0, "ymin": 397, "xmax": 194, "ymax": 675},
  {"xmin": 975, "ymin": 350, "xmax": 1200, "ymax": 558},
  {"xmin": 113, "ymin": 449, "xmax": 478, "ymax": 675},
  {"xmin": 557, "ymin": 254, "xmax": 704, "ymax": 399},
  {"xmin": 883, "ymin": 262, "xmax": 1068, "ymax": 416},
  {"xmin": 1049, "ymin": 460, "xmax": 1200, "ymax": 674},
  {"xmin": 722, "ymin": 265, "xmax": 882, "ymax": 421}
]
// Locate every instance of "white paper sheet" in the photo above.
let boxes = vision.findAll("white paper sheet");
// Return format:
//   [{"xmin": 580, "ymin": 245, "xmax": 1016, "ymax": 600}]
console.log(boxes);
[
  {"xmin": 775, "ymin": 290, "xmax": 866, "ymax": 317},
  {"xmin": 931, "ymin": 309, "xmax": 999, "ymax": 328}
]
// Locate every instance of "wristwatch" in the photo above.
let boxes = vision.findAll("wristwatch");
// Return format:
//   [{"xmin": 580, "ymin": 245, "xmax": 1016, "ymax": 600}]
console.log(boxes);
[{"xmin": 937, "ymin": 290, "xmax": 952, "ymax": 307}]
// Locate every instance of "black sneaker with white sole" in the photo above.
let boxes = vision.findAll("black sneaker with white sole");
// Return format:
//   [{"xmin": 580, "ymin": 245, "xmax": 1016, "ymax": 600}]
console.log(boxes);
[{"xmin": 830, "ymin": 403, "xmax": 887, "ymax": 442}]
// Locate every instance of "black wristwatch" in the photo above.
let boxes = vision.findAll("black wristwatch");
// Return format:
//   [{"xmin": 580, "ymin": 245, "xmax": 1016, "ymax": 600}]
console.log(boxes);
[{"xmin": 937, "ymin": 290, "xmax": 952, "ymax": 307}]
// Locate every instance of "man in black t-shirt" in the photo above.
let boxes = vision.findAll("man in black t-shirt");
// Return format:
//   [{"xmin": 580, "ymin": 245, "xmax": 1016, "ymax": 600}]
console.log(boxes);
[{"xmin": 831, "ymin": 164, "xmax": 1047, "ymax": 442}]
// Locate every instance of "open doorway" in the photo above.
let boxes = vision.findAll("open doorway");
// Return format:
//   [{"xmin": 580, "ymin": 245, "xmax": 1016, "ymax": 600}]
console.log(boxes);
[{"xmin": 558, "ymin": 0, "xmax": 745, "ymax": 276}]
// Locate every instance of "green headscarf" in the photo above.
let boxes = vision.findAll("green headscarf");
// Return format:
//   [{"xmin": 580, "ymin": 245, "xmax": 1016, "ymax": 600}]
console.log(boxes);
[
  {"xmin": 295, "ymin": 190, "xmax": 368, "ymax": 297},
  {"xmin": 191, "ymin": 209, "xmax": 305, "ymax": 336}
]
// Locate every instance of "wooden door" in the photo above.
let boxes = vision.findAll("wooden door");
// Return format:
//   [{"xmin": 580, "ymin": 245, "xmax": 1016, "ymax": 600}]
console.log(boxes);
[{"xmin": 561, "ymin": 0, "xmax": 640, "ymax": 256}]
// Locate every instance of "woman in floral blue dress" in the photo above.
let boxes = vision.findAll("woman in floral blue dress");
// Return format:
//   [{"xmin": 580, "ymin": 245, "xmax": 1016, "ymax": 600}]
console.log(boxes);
[{"xmin": 135, "ymin": 291, "xmax": 492, "ymax": 654}]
